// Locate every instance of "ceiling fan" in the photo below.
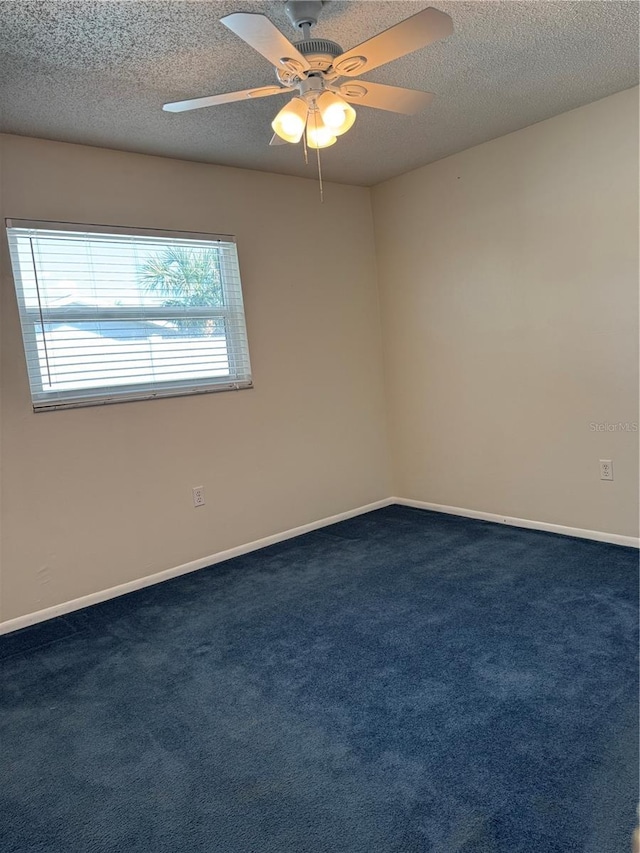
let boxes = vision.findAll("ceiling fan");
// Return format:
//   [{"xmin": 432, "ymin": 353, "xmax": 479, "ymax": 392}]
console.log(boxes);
[{"xmin": 163, "ymin": 1, "xmax": 453, "ymax": 150}]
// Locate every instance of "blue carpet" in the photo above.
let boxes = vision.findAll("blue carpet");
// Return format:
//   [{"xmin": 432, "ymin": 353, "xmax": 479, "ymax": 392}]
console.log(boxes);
[{"xmin": 1, "ymin": 505, "xmax": 638, "ymax": 852}]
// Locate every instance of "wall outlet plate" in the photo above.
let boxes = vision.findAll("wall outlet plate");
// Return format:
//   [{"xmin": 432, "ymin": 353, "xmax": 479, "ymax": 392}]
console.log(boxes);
[
  {"xmin": 192, "ymin": 486, "xmax": 205, "ymax": 507},
  {"xmin": 599, "ymin": 460, "xmax": 613, "ymax": 481}
]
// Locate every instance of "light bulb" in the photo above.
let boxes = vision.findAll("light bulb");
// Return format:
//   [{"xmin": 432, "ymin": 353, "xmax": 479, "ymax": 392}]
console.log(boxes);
[
  {"xmin": 271, "ymin": 97, "xmax": 308, "ymax": 143},
  {"xmin": 280, "ymin": 113, "xmax": 305, "ymax": 137},
  {"xmin": 306, "ymin": 112, "xmax": 337, "ymax": 149},
  {"xmin": 316, "ymin": 91, "xmax": 356, "ymax": 137},
  {"xmin": 323, "ymin": 102, "xmax": 347, "ymax": 127}
]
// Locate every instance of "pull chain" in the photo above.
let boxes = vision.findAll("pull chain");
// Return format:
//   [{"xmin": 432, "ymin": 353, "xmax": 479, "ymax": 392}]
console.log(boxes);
[
  {"xmin": 312, "ymin": 106, "xmax": 324, "ymax": 203},
  {"xmin": 316, "ymin": 142, "xmax": 324, "ymax": 203}
]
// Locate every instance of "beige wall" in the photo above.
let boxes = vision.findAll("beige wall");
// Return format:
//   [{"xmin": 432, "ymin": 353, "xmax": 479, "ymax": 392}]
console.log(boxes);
[
  {"xmin": 373, "ymin": 87, "xmax": 639, "ymax": 537},
  {"xmin": 0, "ymin": 135, "xmax": 390, "ymax": 622},
  {"xmin": 1, "ymin": 87, "xmax": 637, "ymax": 623}
]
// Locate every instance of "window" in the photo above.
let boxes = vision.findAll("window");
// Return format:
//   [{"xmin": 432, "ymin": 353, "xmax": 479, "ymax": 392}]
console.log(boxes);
[{"xmin": 6, "ymin": 220, "xmax": 252, "ymax": 411}]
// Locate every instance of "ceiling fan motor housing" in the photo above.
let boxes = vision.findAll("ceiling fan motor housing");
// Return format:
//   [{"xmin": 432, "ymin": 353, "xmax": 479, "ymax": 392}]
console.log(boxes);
[
  {"xmin": 276, "ymin": 37, "xmax": 342, "ymax": 84},
  {"xmin": 297, "ymin": 38, "xmax": 342, "ymax": 67}
]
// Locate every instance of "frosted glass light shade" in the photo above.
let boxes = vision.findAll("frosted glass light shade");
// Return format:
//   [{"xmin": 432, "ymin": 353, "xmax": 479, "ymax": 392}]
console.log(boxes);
[
  {"xmin": 306, "ymin": 112, "xmax": 337, "ymax": 149},
  {"xmin": 271, "ymin": 97, "xmax": 308, "ymax": 143},
  {"xmin": 316, "ymin": 91, "xmax": 356, "ymax": 136}
]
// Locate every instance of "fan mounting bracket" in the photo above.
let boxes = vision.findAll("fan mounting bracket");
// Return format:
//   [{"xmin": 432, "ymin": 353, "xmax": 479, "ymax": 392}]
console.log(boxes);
[{"xmin": 285, "ymin": 1, "xmax": 324, "ymax": 32}]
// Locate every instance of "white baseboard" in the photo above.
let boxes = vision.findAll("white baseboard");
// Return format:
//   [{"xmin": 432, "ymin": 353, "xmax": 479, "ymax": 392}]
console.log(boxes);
[
  {"xmin": 2, "ymin": 495, "xmax": 636, "ymax": 637},
  {"xmin": 0, "ymin": 498, "xmax": 394, "ymax": 637},
  {"xmin": 393, "ymin": 497, "xmax": 640, "ymax": 549}
]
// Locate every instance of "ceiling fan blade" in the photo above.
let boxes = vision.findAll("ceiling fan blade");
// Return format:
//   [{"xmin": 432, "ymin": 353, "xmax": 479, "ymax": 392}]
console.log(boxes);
[
  {"xmin": 163, "ymin": 86, "xmax": 288, "ymax": 113},
  {"xmin": 332, "ymin": 7, "xmax": 453, "ymax": 77},
  {"xmin": 269, "ymin": 133, "xmax": 288, "ymax": 146},
  {"xmin": 221, "ymin": 12, "xmax": 311, "ymax": 75},
  {"xmin": 338, "ymin": 81, "xmax": 433, "ymax": 115}
]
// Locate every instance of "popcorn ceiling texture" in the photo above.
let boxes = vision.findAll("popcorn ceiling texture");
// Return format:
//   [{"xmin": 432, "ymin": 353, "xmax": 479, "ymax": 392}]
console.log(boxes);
[{"xmin": 0, "ymin": 0, "xmax": 638, "ymax": 186}]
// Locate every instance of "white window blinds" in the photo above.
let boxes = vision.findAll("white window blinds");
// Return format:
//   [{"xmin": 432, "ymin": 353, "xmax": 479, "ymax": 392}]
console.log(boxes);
[{"xmin": 6, "ymin": 220, "xmax": 253, "ymax": 411}]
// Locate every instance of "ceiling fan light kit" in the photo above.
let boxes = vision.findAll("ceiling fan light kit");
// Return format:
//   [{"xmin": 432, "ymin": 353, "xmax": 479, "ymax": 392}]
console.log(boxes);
[{"xmin": 270, "ymin": 78, "xmax": 355, "ymax": 146}]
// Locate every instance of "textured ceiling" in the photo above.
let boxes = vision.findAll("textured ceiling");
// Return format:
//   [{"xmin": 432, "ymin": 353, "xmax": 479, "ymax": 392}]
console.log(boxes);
[{"xmin": 0, "ymin": 1, "xmax": 638, "ymax": 186}]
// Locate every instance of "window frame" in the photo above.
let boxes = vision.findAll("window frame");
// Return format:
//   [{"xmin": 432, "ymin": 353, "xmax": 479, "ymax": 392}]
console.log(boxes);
[{"xmin": 6, "ymin": 219, "xmax": 253, "ymax": 411}]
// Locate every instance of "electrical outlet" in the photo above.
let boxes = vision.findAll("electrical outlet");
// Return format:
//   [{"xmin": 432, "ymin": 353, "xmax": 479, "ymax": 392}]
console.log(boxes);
[
  {"xmin": 599, "ymin": 459, "xmax": 613, "ymax": 481},
  {"xmin": 192, "ymin": 486, "xmax": 205, "ymax": 507}
]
